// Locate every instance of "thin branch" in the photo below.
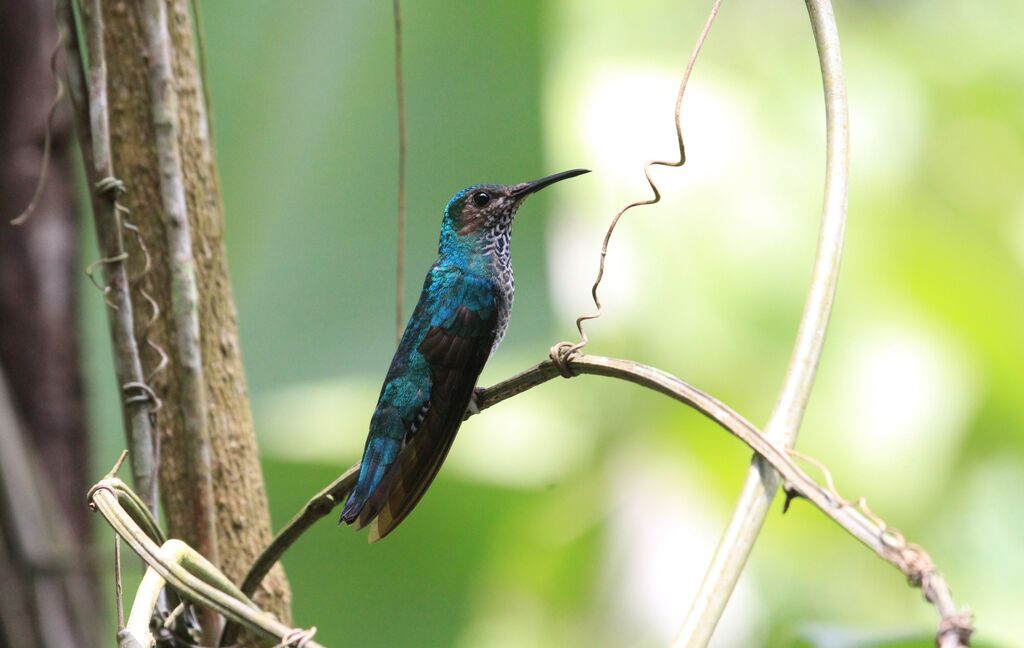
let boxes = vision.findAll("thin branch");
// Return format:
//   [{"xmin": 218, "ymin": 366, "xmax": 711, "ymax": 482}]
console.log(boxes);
[
  {"xmin": 239, "ymin": 465, "xmax": 358, "ymax": 600},
  {"xmin": 393, "ymin": 0, "xmax": 407, "ymax": 345},
  {"xmin": 221, "ymin": 464, "xmax": 359, "ymax": 646},
  {"xmin": 676, "ymin": 0, "xmax": 851, "ymax": 644},
  {"xmin": 88, "ymin": 477, "xmax": 323, "ymax": 648},
  {"xmin": 240, "ymin": 354, "xmax": 970, "ymax": 645},
  {"xmin": 72, "ymin": 0, "xmax": 161, "ymax": 516},
  {"xmin": 140, "ymin": 0, "xmax": 219, "ymax": 616}
]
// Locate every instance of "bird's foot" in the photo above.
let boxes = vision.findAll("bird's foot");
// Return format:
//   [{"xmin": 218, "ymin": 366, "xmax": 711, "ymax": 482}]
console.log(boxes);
[{"xmin": 465, "ymin": 387, "xmax": 484, "ymax": 418}]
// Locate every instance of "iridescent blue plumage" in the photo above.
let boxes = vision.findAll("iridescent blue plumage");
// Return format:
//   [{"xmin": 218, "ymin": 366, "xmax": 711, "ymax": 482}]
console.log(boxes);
[{"xmin": 340, "ymin": 169, "xmax": 589, "ymax": 541}]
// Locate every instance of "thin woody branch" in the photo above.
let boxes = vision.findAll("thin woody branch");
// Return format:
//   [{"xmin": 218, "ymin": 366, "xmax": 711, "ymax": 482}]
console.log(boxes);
[
  {"xmin": 73, "ymin": 0, "xmax": 160, "ymax": 514},
  {"xmin": 140, "ymin": 0, "xmax": 218, "ymax": 581},
  {"xmin": 238, "ymin": 354, "xmax": 971, "ymax": 646},
  {"xmin": 219, "ymin": 464, "xmax": 359, "ymax": 646}
]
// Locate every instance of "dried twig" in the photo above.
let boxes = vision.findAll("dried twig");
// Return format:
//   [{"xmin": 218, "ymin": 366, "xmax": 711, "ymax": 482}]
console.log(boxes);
[
  {"xmin": 121, "ymin": 541, "xmax": 250, "ymax": 648},
  {"xmin": 489, "ymin": 357, "xmax": 970, "ymax": 646},
  {"xmin": 239, "ymin": 354, "xmax": 969, "ymax": 644},
  {"xmin": 676, "ymin": 0, "xmax": 850, "ymax": 644},
  {"xmin": 120, "ymin": 563, "xmax": 163, "ymax": 647},
  {"xmin": 189, "ymin": 0, "xmax": 215, "ymax": 145}
]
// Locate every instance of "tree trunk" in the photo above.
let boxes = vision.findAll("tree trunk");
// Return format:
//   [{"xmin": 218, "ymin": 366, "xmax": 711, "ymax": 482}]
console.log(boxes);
[
  {"xmin": 0, "ymin": 0, "xmax": 98, "ymax": 645},
  {"xmin": 94, "ymin": 0, "xmax": 291, "ymax": 629},
  {"xmin": 0, "ymin": 0, "xmax": 86, "ymax": 550}
]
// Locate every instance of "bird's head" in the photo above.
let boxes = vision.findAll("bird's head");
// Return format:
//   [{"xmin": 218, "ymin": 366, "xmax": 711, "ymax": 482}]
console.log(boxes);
[{"xmin": 439, "ymin": 168, "xmax": 590, "ymax": 263}]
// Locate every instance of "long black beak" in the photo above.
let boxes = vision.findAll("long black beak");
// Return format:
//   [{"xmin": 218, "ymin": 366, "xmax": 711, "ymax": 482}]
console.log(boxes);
[{"xmin": 510, "ymin": 168, "xmax": 590, "ymax": 198}]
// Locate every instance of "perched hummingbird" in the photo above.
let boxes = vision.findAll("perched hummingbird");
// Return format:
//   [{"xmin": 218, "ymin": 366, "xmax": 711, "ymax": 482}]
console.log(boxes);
[{"xmin": 340, "ymin": 168, "xmax": 590, "ymax": 541}]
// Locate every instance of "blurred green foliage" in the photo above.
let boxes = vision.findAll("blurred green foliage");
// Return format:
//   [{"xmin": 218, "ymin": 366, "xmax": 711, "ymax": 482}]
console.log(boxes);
[{"xmin": 84, "ymin": 0, "xmax": 1023, "ymax": 646}]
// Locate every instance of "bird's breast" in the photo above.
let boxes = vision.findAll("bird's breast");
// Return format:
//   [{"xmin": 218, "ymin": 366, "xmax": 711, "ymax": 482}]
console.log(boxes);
[{"xmin": 490, "ymin": 260, "xmax": 515, "ymax": 355}]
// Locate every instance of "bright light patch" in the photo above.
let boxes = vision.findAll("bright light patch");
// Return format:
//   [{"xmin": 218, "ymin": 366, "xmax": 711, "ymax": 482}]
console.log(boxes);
[
  {"xmin": 847, "ymin": 53, "xmax": 925, "ymax": 187},
  {"xmin": 580, "ymin": 67, "xmax": 684, "ymax": 181},
  {"xmin": 937, "ymin": 459, "xmax": 1024, "ymax": 646},
  {"xmin": 545, "ymin": 63, "xmax": 810, "ymax": 362},
  {"xmin": 603, "ymin": 445, "xmax": 764, "ymax": 647},
  {"xmin": 546, "ymin": 206, "xmax": 641, "ymax": 334},
  {"xmin": 256, "ymin": 378, "xmax": 377, "ymax": 463},
  {"xmin": 448, "ymin": 390, "xmax": 593, "ymax": 489},
  {"xmin": 257, "ymin": 375, "xmax": 591, "ymax": 489},
  {"xmin": 826, "ymin": 314, "xmax": 979, "ymax": 503},
  {"xmin": 576, "ymin": 65, "xmax": 753, "ymax": 196},
  {"xmin": 1011, "ymin": 195, "xmax": 1024, "ymax": 268}
]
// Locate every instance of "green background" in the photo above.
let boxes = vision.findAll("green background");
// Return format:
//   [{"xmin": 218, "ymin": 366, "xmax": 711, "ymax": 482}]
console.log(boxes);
[{"xmin": 83, "ymin": 1, "xmax": 1023, "ymax": 646}]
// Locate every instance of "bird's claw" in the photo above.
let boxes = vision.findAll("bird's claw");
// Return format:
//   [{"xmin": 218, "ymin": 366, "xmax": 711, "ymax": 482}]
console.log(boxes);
[{"xmin": 465, "ymin": 387, "xmax": 484, "ymax": 418}]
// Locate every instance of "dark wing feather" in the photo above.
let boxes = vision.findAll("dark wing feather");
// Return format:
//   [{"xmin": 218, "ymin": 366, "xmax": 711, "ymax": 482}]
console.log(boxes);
[{"xmin": 357, "ymin": 304, "xmax": 497, "ymax": 541}]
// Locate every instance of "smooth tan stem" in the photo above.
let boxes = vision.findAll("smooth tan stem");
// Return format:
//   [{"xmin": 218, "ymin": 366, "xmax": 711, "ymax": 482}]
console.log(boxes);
[
  {"xmin": 121, "ymin": 567, "xmax": 165, "ymax": 647},
  {"xmin": 221, "ymin": 464, "xmax": 359, "ymax": 646}
]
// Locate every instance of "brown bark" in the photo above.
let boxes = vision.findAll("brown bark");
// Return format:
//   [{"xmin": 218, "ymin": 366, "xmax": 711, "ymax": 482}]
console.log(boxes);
[
  {"xmin": 98, "ymin": 0, "xmax": 290, "ymax": 624},
  {"xmin": 0, "ymin": 1, "xmax": 99, "ymax": 645},
  {"xmin": 0, "ymin": 0, "xmax": 86, "ymax": 544}
]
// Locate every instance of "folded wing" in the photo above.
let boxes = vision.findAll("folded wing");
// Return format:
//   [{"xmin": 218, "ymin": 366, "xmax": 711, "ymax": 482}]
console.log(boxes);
[{"xmin": 347, "ymin": 270, "xmax": 499, "ymax": 541}]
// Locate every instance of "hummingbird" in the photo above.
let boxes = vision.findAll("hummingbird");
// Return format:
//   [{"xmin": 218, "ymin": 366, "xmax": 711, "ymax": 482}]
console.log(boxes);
[{"xmin": 340, "ymin": 168, "xmax": 590, "ymax": 541}]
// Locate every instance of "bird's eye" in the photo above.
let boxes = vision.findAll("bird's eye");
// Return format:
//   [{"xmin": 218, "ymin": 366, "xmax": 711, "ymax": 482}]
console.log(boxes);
[{"xmin": 472, "ymin": 191, "xmax": 491, "ymax": 207}]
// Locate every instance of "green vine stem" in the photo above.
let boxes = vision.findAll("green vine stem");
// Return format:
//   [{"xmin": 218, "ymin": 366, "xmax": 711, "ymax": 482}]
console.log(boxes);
[{"xmin": 89, "ymin": 475, "xmax": 322, "ymax": 648}]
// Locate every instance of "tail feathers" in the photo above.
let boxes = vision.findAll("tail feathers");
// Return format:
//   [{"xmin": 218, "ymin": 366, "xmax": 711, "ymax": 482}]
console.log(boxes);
[{"xmin": 339, "ymin": 436, "xmax": 399, "ymax": 528}]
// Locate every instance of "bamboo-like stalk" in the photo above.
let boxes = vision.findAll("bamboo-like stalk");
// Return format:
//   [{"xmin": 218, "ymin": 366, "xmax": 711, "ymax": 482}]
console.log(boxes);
[
  {"xmin": 675, "ymin": 0, "xmax": 850, "ymax": 644},
  {"xmin": 120, "ymin": 568, "xmax": 164, "ymax": 647},
  {"xmin": 121, "ymin": 540, "xmax": 256, "ymax": 648}
]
